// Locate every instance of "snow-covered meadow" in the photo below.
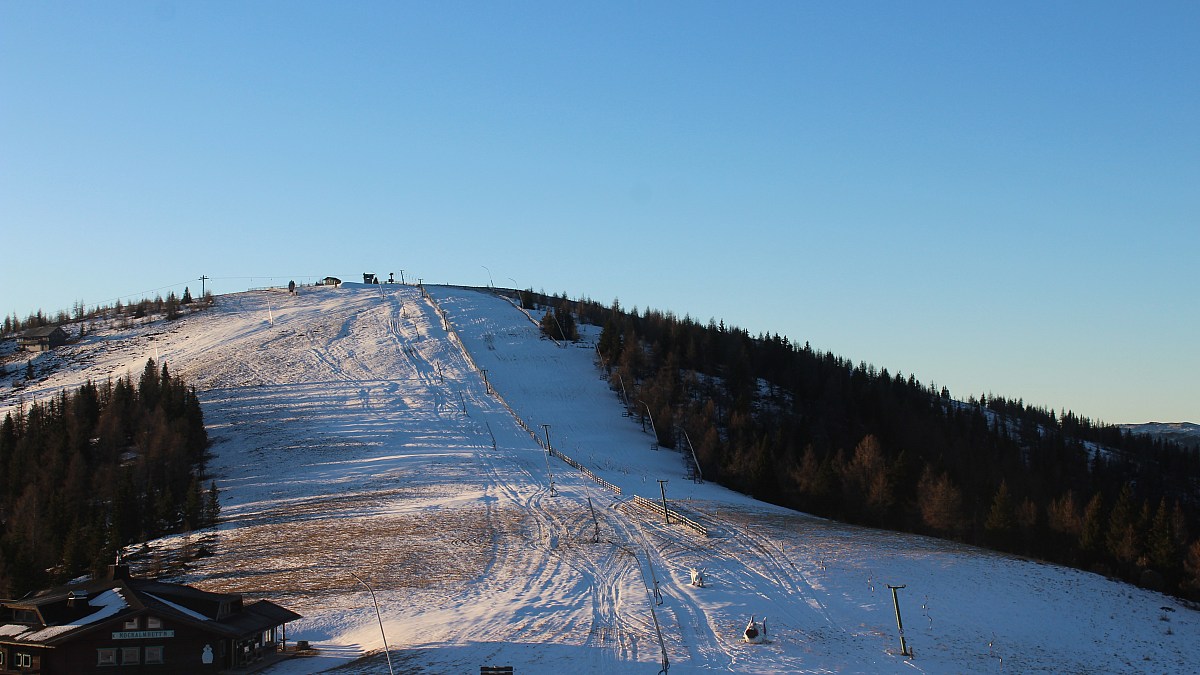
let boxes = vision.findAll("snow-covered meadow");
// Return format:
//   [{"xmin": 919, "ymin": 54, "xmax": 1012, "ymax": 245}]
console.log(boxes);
[{"xmin": 3, "ymin": 283, "xmax": 1196, "ymax": 674}]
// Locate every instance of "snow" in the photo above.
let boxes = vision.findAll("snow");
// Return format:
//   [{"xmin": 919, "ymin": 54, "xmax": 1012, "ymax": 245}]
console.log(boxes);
[
  {"xmin": 144, "ymin": 592, "xmax": 211, "ymax": 622},
  {"xmin": 1, "ymin": 588, "xmax": 129, "ymax": 643},
  {"xmin": 2, "ymin": 283, "xmax": 1197, "ymax": 674}
]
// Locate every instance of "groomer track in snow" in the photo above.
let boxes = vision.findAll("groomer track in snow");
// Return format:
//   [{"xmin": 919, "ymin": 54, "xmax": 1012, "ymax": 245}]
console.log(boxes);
[{"xmin": 3, "ymin": 283, "xmax": 1196, "ymax": 674}]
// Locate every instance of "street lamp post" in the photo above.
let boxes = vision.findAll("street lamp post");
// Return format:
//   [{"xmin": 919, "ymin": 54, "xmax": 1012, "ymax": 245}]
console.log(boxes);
[{"xmin": 350, "ymin": 572, "xmax": 395, "ymax": 675}]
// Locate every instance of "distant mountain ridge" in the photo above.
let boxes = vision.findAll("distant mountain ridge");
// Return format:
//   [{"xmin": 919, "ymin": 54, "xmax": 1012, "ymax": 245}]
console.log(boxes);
[{"xmin": 1121, "ymin": 422, "xmax": 1200, "ymax": 450}]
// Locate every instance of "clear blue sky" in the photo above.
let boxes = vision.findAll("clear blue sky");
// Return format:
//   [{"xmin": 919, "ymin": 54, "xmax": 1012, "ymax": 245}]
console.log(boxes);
[{"xmin": 2, "ymin": 1, "xmax": 1197, "ymax": 424}]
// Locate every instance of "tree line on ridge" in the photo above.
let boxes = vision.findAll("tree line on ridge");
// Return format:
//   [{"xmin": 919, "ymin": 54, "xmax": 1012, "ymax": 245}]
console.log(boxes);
[
  {"xmin": 0, "ymin": 360, "xmax": 214, "ymax": 597},
  {"xmin": 526, "ymin": 290, "xmax": 1200, "ymax": 599}
]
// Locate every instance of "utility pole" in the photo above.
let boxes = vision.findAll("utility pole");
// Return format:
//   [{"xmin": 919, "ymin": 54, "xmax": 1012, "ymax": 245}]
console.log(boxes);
[
  {"xmin": 199, "ymin": 275, "xmax": 209, "ymax": 298},
  {"xmin": 399, "ymin": 270, "xmax": 405, "ymax": 285},
  {"xmin": 888, "ymin": 584, "xmax": 913, "ymax": 658},
  {"xmin": 657, "ymin": 479, "xmax": 670, "ymax": 525}
]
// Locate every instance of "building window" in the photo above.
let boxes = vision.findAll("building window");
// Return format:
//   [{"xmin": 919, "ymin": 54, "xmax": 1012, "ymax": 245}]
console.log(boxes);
[
  {"xmin": 145, "ymin": 646, "xmax": 164, "ymax": 664},
  {"xmin": 123, "ymin": 617, "xmax": 139, "ymax": 630},
  {"xmin": 0, "ymin": 650, "xmax": 5, "ymax": 665},
  {"xmin": 147, "ymin": 616, "xmax": 163, "ymax": 629},
  {"xmin": 121, "ymin": 646, "xmax": 140, "ymax": 665},
  {"xmin": 17, "ymin": 653, "xmax": 32, "ymax": 668},
  {"xmin": 97, "ymin": 648, "xmax": 118, "ymax": 666}
]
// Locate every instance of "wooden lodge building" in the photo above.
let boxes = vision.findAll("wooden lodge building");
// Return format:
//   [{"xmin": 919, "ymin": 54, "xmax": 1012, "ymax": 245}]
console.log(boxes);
[
  {"xmin": 0, "ymin": 562, "xmax": 301, "ymax": 674},
  {"xmin": 17, "ymin": 327, "xmax": 67, "ymax": 353}
]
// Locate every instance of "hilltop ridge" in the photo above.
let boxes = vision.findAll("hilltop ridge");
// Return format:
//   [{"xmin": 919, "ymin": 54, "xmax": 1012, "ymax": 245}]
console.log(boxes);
[{"xmin": 1, "ymin": 283, "xmax": 1197, "ymax": 674}]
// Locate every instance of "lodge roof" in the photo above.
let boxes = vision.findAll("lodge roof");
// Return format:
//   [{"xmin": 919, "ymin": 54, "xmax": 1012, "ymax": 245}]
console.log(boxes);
[
  {"xmin": 0, "ymin": 565, "xmax": 301, "ymax": 647},
  {"xmin": 19, "ymin": 325, "xmax": 65, "ymax": 339}
]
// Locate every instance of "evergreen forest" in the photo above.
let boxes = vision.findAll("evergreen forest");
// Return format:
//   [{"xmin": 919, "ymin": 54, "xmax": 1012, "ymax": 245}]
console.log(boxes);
[
  {"xmin": 1, "ymin": 286, "xmax": 207, "ymax": 339},
  {"xmin": 528, "ymin": 290, "xmax": 1200, "ymax": 600},
  {"xmin": 0, "ymin": 359, "xmax": 214, "ymax": 597}
]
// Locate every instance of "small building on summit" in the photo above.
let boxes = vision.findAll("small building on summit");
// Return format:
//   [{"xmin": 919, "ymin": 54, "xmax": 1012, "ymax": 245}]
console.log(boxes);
[
  {"xmin": 18, "ymin": 326, "xmax": 67, "ymax": 353},
  {"xmin": 0, "ymin": 562, "xmax": 302, "ymax": 674}
]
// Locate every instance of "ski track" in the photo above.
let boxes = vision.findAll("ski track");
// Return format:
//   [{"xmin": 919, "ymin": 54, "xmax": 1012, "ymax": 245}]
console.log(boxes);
[{"xmin": 4, "ymin": 283, "xmax": 1198, "ymax": 675}]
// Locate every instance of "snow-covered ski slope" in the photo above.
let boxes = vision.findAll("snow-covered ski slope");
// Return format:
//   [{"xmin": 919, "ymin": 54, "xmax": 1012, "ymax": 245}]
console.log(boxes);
[{"xmin": 4, "ymin": 283, "xmax": 1196, "ymax": 674}]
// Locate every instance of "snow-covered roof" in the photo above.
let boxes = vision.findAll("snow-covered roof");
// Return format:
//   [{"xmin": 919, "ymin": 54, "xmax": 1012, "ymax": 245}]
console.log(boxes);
[
  {"xmin": 144, "ymin": 592, "xmax": 211, "ymax": 622},
  {"xmin": 0, "ymin": 588, "xmax": 128, "ymax": 643}
]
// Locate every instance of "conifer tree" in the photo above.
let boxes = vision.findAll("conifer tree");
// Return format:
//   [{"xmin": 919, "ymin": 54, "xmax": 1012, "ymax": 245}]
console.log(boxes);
[
  {"xmin": 183, "ymin": 478, "xmax": 202, "ymax": 530},
  {"xmin": 1184, "ymin": 540, "xmax": 1200, "ymax": 596},
  {"xmin": 985, "ymin": 481, "xmax": 1017, "ymax": 546},
  {"xmin": 139, "ymin": 358, "xmax": 160, "ymax": 410},
  {"xmin": 1106, "ymin": 484, "xmax": 1140, "ymax": 566},
  {"xmin": 1148, "ymin": 497, "xmax": 1179, "ymax": 573},
  {"xmin": 1079, "ymin": 492, "xmax": 1105, "ymax": 557},
  {"xmin": 204, "ymin": 481, "xmax": 221, "ymax": 527}
]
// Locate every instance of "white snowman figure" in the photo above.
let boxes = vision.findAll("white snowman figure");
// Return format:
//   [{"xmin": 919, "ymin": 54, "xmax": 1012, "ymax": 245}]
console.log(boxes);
[{"xmin": 201, "ymin": 644, "xmax": 214, "ymax": 664}]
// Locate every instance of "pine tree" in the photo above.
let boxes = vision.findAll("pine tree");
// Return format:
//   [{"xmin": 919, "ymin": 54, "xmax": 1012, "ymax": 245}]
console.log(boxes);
[
  {"xmin": 555, "ymin": 306, "xmax": 579, "ymax": 341},
  {"xmin": 539, "ymin": 310, "xmax": 558, "ymax": 340},
  {"xmin": 598, "ymin": 318, "xmax": 623, "ymax": 367},
  {"xmin": 985, "ymin": 481, "xmax": 1017, "ymax": 546},
  {"xmin": 204, "ymin": 481, "xmax": 221, "ymax": 527},
  {"xmin": 183, "ymin": 478, "xmax": 202, "ymax": 530},
  {"xmin": 1106, "ymin": 484, "xmax": 1140, "ymax": 566},
  {"xmin": 1079, "ymin": 492, "xmax": 1105, "ymax": 557},
  {"xmin": 1183, "ymin": 540, "xmax": 1200, "ymax": 596},
  {"xmin": 1148, "ymin": 497, "xmax": 1179, "ymax": 573},
  {"xmin": 139, "ymin": 359, "xmax": 160, "ymax": 410}
]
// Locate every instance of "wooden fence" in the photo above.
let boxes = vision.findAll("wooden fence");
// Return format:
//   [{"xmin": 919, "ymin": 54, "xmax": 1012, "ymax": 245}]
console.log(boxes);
[{"xmin": 624, "ymin": 495, "xmax": 709, "ymax": 537}]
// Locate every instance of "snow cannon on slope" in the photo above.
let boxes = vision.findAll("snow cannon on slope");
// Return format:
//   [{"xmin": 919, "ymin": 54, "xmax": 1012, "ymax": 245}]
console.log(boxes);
[{"xmin": 743, "ymin": 615, "xmax": 768, "ymax": 644}]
